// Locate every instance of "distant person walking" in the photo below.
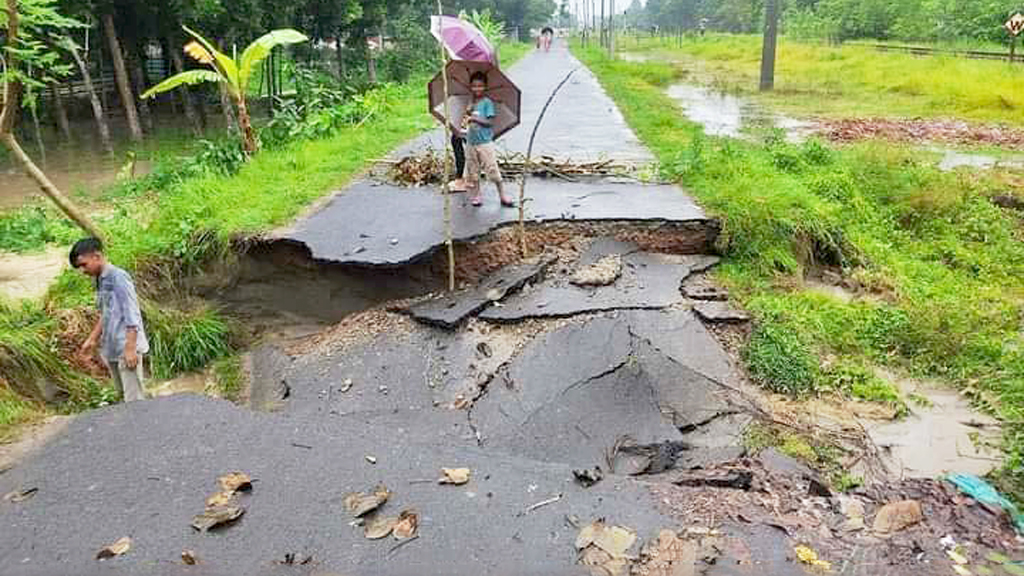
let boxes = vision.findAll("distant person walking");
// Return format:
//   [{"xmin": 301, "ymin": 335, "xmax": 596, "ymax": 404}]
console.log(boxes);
[
  {"xmin": 72, "ymin": 238, "xmax": 150, "ymax": 402},
  {"xmin": 541, "ymin": 27, "xmax": 554, "ymax": 51},
  {"xmin": 463, "ymin": 71, "xmax": 513, "ymax": 208}
]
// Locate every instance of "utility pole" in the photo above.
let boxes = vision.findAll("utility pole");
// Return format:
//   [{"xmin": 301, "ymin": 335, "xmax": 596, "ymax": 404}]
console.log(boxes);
[
  {"xmin": 600, "ymin": 0, "xmax": 605, "ymax": 48},
  {"xmin": 759, "ymin": 0, "xmax": 779, "ymax": 91},
  {"xmin": 609, "ymin": 0, "xmax": 615, "ymax": 56}
]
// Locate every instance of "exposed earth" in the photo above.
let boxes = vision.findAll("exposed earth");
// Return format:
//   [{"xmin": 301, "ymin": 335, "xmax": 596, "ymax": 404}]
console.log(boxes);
[{"xmin": 1, "ymin": 40, "xmax": 1021, "ymax": 576}]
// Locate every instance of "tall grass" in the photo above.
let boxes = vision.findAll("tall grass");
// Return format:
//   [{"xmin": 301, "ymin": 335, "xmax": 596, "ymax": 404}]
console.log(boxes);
[
  {"xmin": 623, "ymin": 34, "xmax": 1024, "ymax": 124},
  {"xmin": 574, "ymin": 42, "xmax": 1024, "ymax": 498}
]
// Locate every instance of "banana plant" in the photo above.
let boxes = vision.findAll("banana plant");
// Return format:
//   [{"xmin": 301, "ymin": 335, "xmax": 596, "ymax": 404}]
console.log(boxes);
[{"xmin": 142, "ymin": 26, "xmax": 308, "ymax": 155}]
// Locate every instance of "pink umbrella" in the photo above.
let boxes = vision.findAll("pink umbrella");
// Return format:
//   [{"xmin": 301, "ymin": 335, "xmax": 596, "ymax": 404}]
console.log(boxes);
[{"xmin": 430, "ymin": 15, "xmax": 496, "ymax": 65}]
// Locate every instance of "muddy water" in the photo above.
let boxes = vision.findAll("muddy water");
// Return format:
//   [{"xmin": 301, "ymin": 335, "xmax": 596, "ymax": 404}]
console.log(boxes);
[
  {"xmin": 936, "ymin": 148, "xmax": 1024, "ymax": 172},
  {"xmin": 0, "ymin": 248, "xmax": 66, "ymax": 301},
  {"xmin": 1, "ymin": 149, "xmax": 152, "ymax": 210},
  {"xmin": 865, "ymin": 370, "xmax": 1001, "ymax": 478},
  {"xmin": 665, "ymin": 83, "xmax": 815, "ymax": 142}
]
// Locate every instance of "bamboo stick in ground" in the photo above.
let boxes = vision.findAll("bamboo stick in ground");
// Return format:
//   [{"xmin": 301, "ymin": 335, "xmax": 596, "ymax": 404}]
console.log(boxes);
[{"xmin": 436, "ymin": 0, "xmax": 456, "ymax": 291}]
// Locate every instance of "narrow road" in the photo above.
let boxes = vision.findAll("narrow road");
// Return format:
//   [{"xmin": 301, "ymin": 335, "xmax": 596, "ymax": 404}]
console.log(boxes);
[
  {"xmin": 279, "ymin": 38, "xmax": 711, "ymax": 265},
  {"xmin": 0, "ymin": 42, "xmax": 757, "ymax": 576}
]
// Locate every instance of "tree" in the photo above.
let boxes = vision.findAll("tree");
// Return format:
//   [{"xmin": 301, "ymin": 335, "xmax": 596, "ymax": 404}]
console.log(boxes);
[
  {"xmin": 1, "ymin": 0, "xmax": 104, "ymax": 239},
  {"xmin": 142, "ymin": 25, "xmax": 307, "ymax": 154}
]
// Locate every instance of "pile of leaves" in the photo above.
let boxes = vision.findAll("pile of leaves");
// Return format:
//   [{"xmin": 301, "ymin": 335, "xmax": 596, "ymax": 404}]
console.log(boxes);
[{"xmin": 819, "ymin": 118, "xmax": 1024, "ymax": 149}]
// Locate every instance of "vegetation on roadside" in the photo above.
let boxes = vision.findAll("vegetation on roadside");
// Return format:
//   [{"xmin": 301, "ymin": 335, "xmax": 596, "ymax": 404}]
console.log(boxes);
[
  {"xmin": 574, "ymin": 42, "xmax": 1024, "ymax": 498},
  {"xmin": 620, "ymin": 34, "xmax": 1024, "ymax": 124}
]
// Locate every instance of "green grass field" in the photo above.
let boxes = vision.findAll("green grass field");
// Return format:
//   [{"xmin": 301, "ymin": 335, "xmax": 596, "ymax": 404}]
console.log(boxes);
[
  {"xmin": 618, "ymin": 34, "xmax": 1024, "ymax": 124},
  {"xmin": 574, "ymin": 42, "xmax": 1024, "ymax": 498}
]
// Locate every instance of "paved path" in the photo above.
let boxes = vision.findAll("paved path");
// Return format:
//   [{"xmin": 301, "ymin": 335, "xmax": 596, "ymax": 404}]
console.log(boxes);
[
  {"xmin": 278, "ymin": 38, "xmax": 710, "ymax": 266},
  {"xmin": 396, "ymin": 39, "xmax": 651, "ymax": 162}
]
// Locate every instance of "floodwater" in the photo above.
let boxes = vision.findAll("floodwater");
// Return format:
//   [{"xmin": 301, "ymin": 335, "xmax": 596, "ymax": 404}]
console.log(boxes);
[
  {"xmin": 0, "ymin": 248, "xmax": 66, "ymax": 301},
  {"xmin": 937, "ymin": 148, "xmax": 1024, "ymax": 172},
  {"xmin": 665, "ymin": 83, "xmax": 816, "ymax": 143},
  {"xmin": 865, "ymin": 370, "xmax": 1002, "ymax": 478}
]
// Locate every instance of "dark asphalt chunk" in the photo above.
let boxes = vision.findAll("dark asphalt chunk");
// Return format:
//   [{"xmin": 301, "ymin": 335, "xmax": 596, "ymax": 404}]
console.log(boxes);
[
  {"xmin": 479, "ymin": 252, "xmax": 691, "ymax": 322},
  {"xmin": 693, "ymin": 301, "xmax": 752, "ymax": 324},
  {"xmin": 625, "ymin": 309, "xmax": 741, "ymax": 389},
  {"xmin": 0, "ymin": 395, "xmax": 671, "ymax": 576},
  {"xmin": 403, "ymin": 258, "xmax": 550, "ymax": 328},
  {"xmin": 279, "ymin": 179, "xmax": 708, "ymax": 266},
  {"xmin": 681, "ymin": 275, "xmax": 729, "ymax": 301}
]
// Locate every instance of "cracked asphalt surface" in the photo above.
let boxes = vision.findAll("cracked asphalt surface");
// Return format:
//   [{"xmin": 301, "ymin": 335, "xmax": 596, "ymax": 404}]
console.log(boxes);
[{"xmin": 0, "ymin": 42, "xmax": 770, "ymax": 576}]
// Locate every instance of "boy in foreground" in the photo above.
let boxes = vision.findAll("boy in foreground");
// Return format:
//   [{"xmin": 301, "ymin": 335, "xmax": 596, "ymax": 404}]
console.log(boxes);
[
  {"xmin": 464, "ymin": 71, "xmax": 514, "ymax": 208},
  {"xmin": 72, "ymin": 238, "xmax": 150, "ymax": 402}
]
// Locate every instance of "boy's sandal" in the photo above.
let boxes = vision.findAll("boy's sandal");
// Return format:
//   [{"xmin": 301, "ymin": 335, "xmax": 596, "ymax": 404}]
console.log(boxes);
[{"xmin": 500, "ymin": 198, "xmax": 516, "ymax": 208}]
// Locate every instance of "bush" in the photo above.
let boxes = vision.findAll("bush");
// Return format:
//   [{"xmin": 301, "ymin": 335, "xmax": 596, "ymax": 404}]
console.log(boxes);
[
  {"xmin": 0, "ymin": 205, "xmax": 79, "ymax": 253},
  {"xmin": 144, "ymin": 301, "xmax": 233, "ymax": 379},
  {"xmin": 743, "ymin": 321, "xmax": 819, "ymax": 396}
]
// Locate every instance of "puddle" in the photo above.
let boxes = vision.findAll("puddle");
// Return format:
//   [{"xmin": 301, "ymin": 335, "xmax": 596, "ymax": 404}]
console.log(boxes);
[
  {"xmin": 0, "ymin": 248, "xmax": 66, "ymax": 301},
  {"xmin": 936, "ymin": 148, "xmax": 1024, "ymax": 172},
  {"xmin": 864, "ymin": 369, "xmax": 1001, "ymax": 478},
  {"xmin": 665, "ymin": 83, "xmax": 815, "ymax": 143},
  {"xmin": 148, "ymin": 371, "xmax": 212, "ymax": 398}
]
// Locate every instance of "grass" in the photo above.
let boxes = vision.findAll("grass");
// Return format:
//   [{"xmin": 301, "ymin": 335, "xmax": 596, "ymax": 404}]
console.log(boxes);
[
  {"xmin": 573, "ymin": 41, "xmax": 1024, "ymax": 499},
  {"xmin": 213, "ymin": 355, "xmax": 245, "ymax": 402},
  {"xmin": 618, "ymin": 34, "xmax": 1024, "ymax": 124}
]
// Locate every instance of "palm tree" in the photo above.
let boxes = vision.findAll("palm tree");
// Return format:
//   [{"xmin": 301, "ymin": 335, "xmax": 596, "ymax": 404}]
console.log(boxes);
[{"xmin": 142, "ymin": 26, "xmax": 307, "ymax": 155}]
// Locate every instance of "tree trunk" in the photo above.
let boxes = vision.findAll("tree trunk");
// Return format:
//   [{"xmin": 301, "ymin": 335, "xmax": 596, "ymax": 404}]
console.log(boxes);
[
  {"xmin": 235, "ymin": 96, "xmax": 257, "ymax": 155},
  {"xmin": 131, "ymin": 56, "xmax": 153, "ymax": 133},
  {"xmin": 1, "ymin": 133, "xmax": 103, "ymax": 239},
  {"xmin": 52, "ymin": 83, "xmax": 72, "ymax": 143},
  {"xmin": 168, "ymin": 41, "xmax": 202, "ymax": 137},
  {"xmin": 335, "ymin": 29, "xmax": 345, "ymax": 80},
  {"xmin": 29, "ymin": 102, "xmax": 46, "ymax": 166},
  {"xmin": 102, "ymin": 12, "xmax": 143, "ymax": 142},
  {"xmin": 69, "ymin": 44, "xmax": 114, "ymax": 154},
  {"xmin": 367, "ymin": 43, "xmax": 378, "ymax": 84},
  {"xmin": 219, "ymin": 83, "xmax": 237, "ymax": 134}
]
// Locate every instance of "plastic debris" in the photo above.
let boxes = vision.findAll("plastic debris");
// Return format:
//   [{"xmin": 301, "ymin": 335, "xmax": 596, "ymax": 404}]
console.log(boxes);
[{"xmin": 947, "ymin": 474, "xmax": 1024, "ymax": 533}]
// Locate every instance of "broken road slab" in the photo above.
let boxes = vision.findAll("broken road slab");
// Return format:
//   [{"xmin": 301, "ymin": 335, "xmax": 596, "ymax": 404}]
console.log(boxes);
[
  {"xmin": 403, "ymin": 258, "xmax": 549, "ymax": 328},
  {"xmin": 479, "ymin": 252, "xmax": 692, "ymax": 322},
  {"xmin": 277, "ymin": 178, "xmax": 710, "ymax": 266}
]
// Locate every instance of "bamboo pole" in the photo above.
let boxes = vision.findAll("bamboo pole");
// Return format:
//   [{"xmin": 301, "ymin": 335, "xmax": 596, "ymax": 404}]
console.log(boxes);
[
  {"xmin": 517, "ymin": 68, "xmax": 578, "ymax": 256},
  {"xmin": 436, "ymin": 0, "xmax": 456, "ymax": 291}
]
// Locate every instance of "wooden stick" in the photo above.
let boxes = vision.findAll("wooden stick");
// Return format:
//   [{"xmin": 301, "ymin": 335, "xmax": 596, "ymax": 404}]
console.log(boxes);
[
  {"xmin": 436, "ymin": 1, "xmax": 456, "ymax": 291},
  {"xmin": 517, "ymin": 68, "xmax": 579, "ymax": 256}
]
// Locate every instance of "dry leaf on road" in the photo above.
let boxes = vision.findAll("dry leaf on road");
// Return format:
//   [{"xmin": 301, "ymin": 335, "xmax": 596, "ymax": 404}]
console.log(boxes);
[
  {"xmin": 3, "ymin": 487, "xmax": 38, "ymax": 503},
  {"xmin": 439, "ymin": 467, "xmax": 471, "ymax": 485},
  {"xmin": 344, "ymin": 485, "xmax": 390, "ymax": 517},
  {"xmin": 205, "ymin": 491, "xmax": 233, "ymax": 508},
  {"xmin": 364, "ymin": 514, "xmax": 398, "ymax": 539},
  {"xmin": 192, "ymin": 505, "xmax": 245, "ymax": 532},
  {"xmin": 872, "ymin": 500, "xmax": 924, "ymax": 535},
  {"xmin": 217, "ymin": 472, "xmax": 252, "ymax": 494},
  {"xmin": 576, "ymin": 520, "xmax": 637, "ymax": 576},
  {"xmin": 96, "ymin": 536, "xmax": 131, "ymax": 559},
  {"xmin": 635, "ymin": 529, "xmax": 696, "ymax": 576},
  {"xmin": 181, "ymin": 550, "xmax": 198, "ymax": 565},
  {"xmin": 393, "ymin": 510, "xmax": 419, "ymax": 540}
]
